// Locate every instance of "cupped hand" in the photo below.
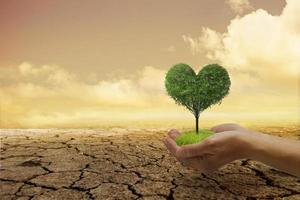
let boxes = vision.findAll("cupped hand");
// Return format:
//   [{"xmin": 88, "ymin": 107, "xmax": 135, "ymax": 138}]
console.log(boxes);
[{"xmin": 163, "ymin": 123, "xmax": 252, "ymax": 173}]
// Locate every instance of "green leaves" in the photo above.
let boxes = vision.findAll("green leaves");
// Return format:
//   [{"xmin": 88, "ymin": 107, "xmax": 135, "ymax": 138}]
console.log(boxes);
[{"xmin": 165, "ymin": 63, "xmax": 231, "ymax": 116}]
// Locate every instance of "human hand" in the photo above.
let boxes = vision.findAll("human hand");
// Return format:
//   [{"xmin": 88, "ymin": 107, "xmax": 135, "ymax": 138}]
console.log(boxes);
[{"xmin": 162, "ymin": 123, "xmax": 253, "ymax": 173}]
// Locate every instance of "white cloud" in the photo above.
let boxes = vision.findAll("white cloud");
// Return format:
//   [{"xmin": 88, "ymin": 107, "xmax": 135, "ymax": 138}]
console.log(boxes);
[
  {"xmin": 183, "ymin": 0, "xmax": 300, "ymax": 86},
  {"xmin": 225, "ymin": 0, "xmax": 253, "ymax": 15},
  {"xmin": 2, "ymin": 62, "xmax": 168, "ymax": 105},
  {"xmin": 137, "ymin": 66, "xmax": 165, "ymax": 93},
  {"xmin": 183, "ymin": 28, "xmax": 224, "ymax": 57},
  {"xmin": 0, "ymin": 62, "xmax": 172, "ymax": 127},
  {"xmin": 182, "ymin": 35, "xmax": 199, "ymax": 55},
  {"xmin": 281, "ymin": 0, "xmax": 300, "ymax": 34}
]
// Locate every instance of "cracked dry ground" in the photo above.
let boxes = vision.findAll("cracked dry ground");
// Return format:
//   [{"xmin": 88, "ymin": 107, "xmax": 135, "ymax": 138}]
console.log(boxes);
[{"xmin": 0, "ymin": 128, "xmax": 300, "ymax": 200}]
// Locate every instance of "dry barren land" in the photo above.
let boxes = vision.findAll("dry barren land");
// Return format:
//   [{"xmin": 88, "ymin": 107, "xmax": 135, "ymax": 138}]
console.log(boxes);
[{"xmin": 0, "ymin": 127, "xmax": 300, "ymax": 200}]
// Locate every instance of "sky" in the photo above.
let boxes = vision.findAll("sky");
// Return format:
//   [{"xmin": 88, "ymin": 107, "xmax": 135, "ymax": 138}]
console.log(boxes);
[{"xmin": 0, "ymin": 0, "xmax": 299, "ymax": 128}]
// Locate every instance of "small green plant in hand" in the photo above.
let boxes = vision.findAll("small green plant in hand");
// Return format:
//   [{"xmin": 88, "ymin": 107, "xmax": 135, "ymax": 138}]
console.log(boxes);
[
  {"xmin": 165, "ymin": 63, "xmax": 231, "ymax": 145},
  {"xmin": 175, "ymin": 129, "xmax": 215, "ymax": 146}
]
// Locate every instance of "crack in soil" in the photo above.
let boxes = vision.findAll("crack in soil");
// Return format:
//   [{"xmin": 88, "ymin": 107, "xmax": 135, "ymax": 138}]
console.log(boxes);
[
  {"xmin": 244, "ymin": 163, "xmax": 300, "ymax": 196},
  {"xmin": 166, "ymin": 178, "xmax": 178, "ymax": 200}
]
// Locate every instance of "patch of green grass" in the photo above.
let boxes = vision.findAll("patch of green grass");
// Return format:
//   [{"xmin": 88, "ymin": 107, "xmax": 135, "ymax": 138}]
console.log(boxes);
[{"xmin": 175, "ymin": 129, "xmax": 214, "ymax": 146}]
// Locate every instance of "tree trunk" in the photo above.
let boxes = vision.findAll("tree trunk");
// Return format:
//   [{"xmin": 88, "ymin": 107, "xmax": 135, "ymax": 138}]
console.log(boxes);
[{"xmin": 195, "ymin": 114, "xmax": 199, "ymax": 134}]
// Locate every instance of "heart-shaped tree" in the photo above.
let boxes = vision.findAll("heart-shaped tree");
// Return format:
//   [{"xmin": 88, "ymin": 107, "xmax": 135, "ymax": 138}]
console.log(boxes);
[{"xmin": 165, "ymin": 63, "xmax": 231, "ymax": 136}]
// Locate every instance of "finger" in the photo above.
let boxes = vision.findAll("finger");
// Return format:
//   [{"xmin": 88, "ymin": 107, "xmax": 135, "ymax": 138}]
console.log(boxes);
[
  {"xmin": 176, "ymin": 139, "xmax": 214, "ymax": 159},
  {"xmin": 168, "ymin": 129, "xmax": 181, "ymax": 140},
  {"xmin": 211, "ymin": 123, "xmax": 241, "ymax": 133},
  {"xmin": 163, "ymin": 136, "xmax": 180, "ymax": 157},
  {"xmin": 162, "ymin": 137, "xmax": 173, "ymax": 155}
]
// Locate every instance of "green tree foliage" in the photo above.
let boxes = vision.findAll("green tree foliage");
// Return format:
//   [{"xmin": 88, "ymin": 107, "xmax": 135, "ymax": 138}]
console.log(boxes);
[{"xmin": 165, "ymin": 63, "xmax": 231, "ymax": 133}]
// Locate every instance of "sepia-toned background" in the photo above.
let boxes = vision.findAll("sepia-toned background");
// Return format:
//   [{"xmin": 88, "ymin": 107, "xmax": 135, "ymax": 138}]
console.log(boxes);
[{"xmin": 0, "ymin": 0, "xmax": 299, "ymax": 128}]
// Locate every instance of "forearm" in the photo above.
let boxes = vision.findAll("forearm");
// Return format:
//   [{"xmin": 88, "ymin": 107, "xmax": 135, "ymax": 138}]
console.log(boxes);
[{"xmin": 244, "ymin": 131, "xmax": 300, "ymax": 176}]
